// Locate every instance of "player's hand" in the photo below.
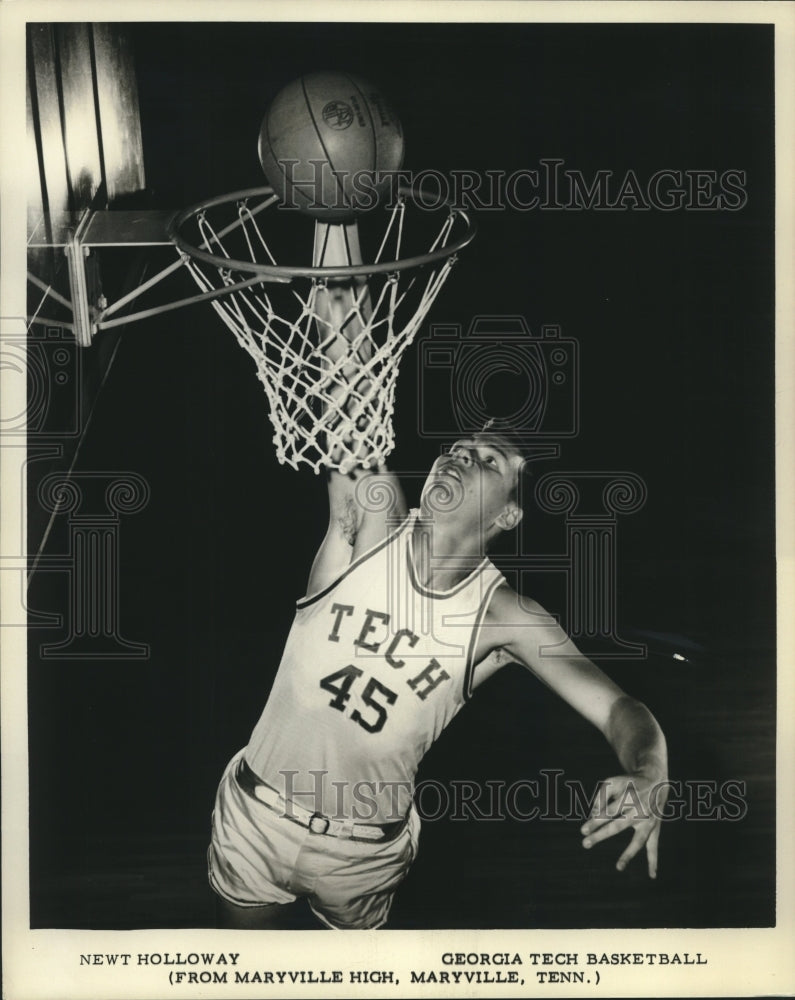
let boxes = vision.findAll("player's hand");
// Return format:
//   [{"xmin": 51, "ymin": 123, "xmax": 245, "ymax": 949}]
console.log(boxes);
[{"xmin": 579, "ymin": 773, "xmax": 667, "ymax": 878}]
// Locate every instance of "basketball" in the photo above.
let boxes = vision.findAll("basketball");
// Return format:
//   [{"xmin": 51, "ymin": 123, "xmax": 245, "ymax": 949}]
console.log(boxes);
[{"xmin": 258, "ymin": 72, "xmax": 404, "ymax": 222}]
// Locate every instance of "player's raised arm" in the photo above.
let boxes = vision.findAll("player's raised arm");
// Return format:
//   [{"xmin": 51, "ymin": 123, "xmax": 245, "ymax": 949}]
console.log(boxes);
[
  {"xmin": 305, "ymin": 222, "xmax": 407, "ymax": 596},
  {"xmin": 307, "ymin": 464, "xmax": 407, "ymax": 596},
  {"xmin": 486, "ymin": 585, "xmax": 668, "ymax": 878}
]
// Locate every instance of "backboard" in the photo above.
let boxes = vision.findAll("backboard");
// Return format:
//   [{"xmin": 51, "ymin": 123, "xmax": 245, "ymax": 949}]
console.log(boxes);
[{"xmin": 25, "ymin": 23, "xmax": 148, "ymax": 574}]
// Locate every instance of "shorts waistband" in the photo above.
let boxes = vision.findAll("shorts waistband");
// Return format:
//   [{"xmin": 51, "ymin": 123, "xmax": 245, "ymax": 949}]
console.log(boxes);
[{"xmin": 234, "ymin": 758, "xmax": 409, "ymax": 843}]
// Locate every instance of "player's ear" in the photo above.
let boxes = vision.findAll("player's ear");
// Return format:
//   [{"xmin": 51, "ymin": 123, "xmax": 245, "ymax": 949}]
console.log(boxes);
[{"xmin": 496, "ymin": 502, "xmax": 522, "ymax": 532}]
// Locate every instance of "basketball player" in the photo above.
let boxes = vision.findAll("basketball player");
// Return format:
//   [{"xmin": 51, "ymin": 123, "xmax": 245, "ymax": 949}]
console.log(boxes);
[{"xmin": 207, "ymin": 356, "xmax": 669, "ymax": 928}]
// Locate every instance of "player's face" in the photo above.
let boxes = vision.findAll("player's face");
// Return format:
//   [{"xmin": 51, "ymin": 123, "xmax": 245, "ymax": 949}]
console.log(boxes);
[{"xmin": 422, "ymin": 434, "xmax": 523, "ymax": 536}]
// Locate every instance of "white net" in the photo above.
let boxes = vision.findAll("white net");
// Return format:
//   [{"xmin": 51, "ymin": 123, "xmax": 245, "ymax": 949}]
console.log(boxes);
[{"xmin": 174, "ymin": 191, "xmax": 470, "ymax": 473}]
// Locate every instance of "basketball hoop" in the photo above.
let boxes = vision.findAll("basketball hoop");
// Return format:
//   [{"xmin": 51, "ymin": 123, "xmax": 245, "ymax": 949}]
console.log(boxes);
[{"xmin": 168, "ymin": 185, "xmax": 475, "ymax": 474}]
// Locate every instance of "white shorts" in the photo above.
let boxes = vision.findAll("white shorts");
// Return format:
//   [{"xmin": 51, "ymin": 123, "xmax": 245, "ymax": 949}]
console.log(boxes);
[{"xmin": 208, "ymin": 750, "xmax": 421, "ymax": 929}]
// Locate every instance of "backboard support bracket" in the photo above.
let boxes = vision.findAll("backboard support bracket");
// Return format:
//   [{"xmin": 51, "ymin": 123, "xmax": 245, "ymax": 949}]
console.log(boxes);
[
  {"xmin": 27, "ymin": 208, "xmax": 290, "ymax": 346},
  {"xmin": 64, "ymin": 210, "xmax": 94, "ymax": 347}
]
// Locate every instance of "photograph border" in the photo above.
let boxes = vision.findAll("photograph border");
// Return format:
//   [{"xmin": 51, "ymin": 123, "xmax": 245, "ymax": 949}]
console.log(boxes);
[{"xmin": 2, "ymin": 1, "xmax": 794, "ymax": 997}]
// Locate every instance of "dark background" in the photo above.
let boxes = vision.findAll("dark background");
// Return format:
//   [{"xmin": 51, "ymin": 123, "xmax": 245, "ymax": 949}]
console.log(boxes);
[{"xmin": 27, "ymin": 22, "xmax": 776, "ymax": 929}]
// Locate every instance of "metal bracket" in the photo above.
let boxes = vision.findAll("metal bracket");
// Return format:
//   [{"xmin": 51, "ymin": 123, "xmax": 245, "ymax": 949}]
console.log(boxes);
[
  {"xmin": 27, "ymin": 208, "xmax": 286, "ymax": 346},
  {"xmin": 63, "ymin": 209, "xmax": 95, "ymax": 347}
]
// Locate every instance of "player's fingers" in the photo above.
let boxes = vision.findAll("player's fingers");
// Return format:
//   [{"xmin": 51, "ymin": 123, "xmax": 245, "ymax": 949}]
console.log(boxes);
[
  {"xmin": 645, "ymin": 823, "xmax": 661, "ymax": 879},
  {"xmin": 582, "ymin": 814, "xmax": 632, "ymax": 848},
  {"xmin": 615, "ymin": 827, "xmax": 648, "ymax": 873},
  {"xmin": 582, "ymin": 778, "xmax": 628, "ymax": 833}
]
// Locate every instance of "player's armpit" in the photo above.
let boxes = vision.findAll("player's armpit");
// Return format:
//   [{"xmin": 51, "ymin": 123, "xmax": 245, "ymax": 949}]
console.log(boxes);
[
  {"xmin": 326, "ymin": 465, "xmax": 407, "ymax": 548},
  {"xmin": 329, "ymin": 484, "xmax": 360, "ymax": 546},
  {"xmin": 305, "ymin": 465, "xmax": 407, "ymax": 596}
]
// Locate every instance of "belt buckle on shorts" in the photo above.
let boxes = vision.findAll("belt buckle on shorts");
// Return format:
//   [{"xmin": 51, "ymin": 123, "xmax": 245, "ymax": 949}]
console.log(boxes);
[{"xmin": 308, "ymin": 812, "xmax": 331, "ymax": 835}]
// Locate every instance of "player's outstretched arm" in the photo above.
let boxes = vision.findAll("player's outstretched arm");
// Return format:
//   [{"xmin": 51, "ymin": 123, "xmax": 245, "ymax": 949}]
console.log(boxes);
[
  {"xmin": 486, "ymin": 586, "xmax": 668, "ymax": 878},
  {"xmin": 306, "ymin": 464, "xmax": 407, "ymax": 597},
  {"xmin": 305, "ymin": 221, "xmax": 408, "ymax": 596}
]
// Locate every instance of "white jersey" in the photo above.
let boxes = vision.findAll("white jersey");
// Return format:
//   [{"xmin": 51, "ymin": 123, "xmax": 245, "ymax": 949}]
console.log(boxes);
[{"xmin": 245, "ymin": 510, "xmax": 506, "ymax": 823}]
